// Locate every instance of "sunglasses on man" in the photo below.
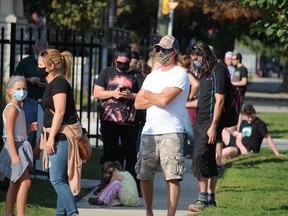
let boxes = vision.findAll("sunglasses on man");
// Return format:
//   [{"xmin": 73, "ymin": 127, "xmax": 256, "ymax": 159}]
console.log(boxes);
[{"xmin": 155, "ymin": 47, "xmax": 173, "ymax": 54}]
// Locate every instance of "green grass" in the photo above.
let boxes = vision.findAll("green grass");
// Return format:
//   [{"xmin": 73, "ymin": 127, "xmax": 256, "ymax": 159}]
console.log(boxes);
[
  {"xmin": 0, "ymin": 146, "xmax": 103, "ymax": 216},
  {"xmin": 187, "ymin": 149, "xmax": 288, "ymax": 216},
  {"xmin": 258, "ymin": 113, "xmax": 288, "ymax": 139}
]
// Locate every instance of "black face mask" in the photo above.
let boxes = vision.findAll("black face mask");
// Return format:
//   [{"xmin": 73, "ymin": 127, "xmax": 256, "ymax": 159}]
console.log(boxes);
[
  {"xmin": 116, "ymin": 61, "xmax": 130, "ymax": 72},
  {"xmin": 37, "ymin": 67, "xmax": 49, "ymax": 79}
]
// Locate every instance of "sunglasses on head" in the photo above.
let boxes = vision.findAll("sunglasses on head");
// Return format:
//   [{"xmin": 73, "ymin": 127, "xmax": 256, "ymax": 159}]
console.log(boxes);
[
  {"xmin": 40, "ymin": 49, "xmax": 56, "ymax": 65},
  {"xmin": 40, "ymin": 49, "xmax": 49, "ymax": 57},
  {"xmin": 155, "ymin": 47, "xmax": 171, "ymax": 54},
  {"xmin": 186, "ymin": 45, "xmax": 198, "ymax": 54}
]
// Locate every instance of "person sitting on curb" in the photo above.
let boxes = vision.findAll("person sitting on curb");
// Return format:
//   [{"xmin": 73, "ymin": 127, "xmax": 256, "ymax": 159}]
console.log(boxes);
[
  {"xmin": 88, "ymin": 161, "xmax": 140, "ymax": 207},
  {"xmin": 222, "ymin": 104, "xmax": 281, "ymax": 159}
]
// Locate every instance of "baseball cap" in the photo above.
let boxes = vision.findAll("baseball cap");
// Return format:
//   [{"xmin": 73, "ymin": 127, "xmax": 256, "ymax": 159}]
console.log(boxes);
[{"xmin": 153, "ymin": 35, "xmax": 179, "ymax": 50}]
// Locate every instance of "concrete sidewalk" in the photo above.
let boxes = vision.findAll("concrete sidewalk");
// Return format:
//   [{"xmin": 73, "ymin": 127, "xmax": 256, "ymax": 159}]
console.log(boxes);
[
  {"xmin": 245, "ymin": 77, "xmax": 288, "ymax": 113},
  {"xmin": 77, "ymin": 158, "xmax": 198, "ymax": 216}
]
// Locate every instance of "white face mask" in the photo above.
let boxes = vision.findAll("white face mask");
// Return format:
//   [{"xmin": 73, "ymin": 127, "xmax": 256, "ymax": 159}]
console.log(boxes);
[{"xmin": 13, "ymin": 89, "xmax": 28, "ymax": 102}]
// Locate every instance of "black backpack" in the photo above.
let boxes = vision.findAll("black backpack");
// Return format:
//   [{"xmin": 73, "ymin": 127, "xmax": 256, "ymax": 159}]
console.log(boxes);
[
  {"xmin": 222, "ymin": 81, "xmax": 241, "ymax": 127},
  {"xmin": 212, "ymin": 63, "xmax": 241, "ymax": 127}
]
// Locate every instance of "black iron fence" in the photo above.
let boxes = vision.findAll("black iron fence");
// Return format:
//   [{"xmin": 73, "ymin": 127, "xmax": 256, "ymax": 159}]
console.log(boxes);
[
  {"xmin": 0, "ymin": 23, "xmax": 105, "ymax": 146},
  {"xmin": 0, "ymin": 23, "xmax": 161, "ymax": 147}
]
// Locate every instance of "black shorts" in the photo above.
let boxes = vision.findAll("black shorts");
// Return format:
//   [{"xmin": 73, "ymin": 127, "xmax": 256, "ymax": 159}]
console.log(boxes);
[
  {"xmin": 223, "ymin": 134, "xmax": 241, "ymax": 155},
  {"xmin": 192, "ymin": 121, "xmax": 223, "ymax": 178}
]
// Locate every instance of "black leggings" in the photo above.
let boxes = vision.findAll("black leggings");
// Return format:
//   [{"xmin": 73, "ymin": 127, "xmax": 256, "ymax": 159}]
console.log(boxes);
[{"xmin": 101, "ymin": 120, "xmax": 138, "ymax": 183}]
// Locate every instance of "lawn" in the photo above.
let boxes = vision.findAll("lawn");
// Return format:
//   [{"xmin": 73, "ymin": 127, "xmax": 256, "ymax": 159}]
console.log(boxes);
[
  {"xmin": 187, "ymin": 149, "xmax": 288, "ymax": 216},
  {"xmin": 258, "ymin": 113, "xmax": 288, "ymax": 139},
  {"xmin": 0, "ymin": 146, "xmax": 103, "ymax": 216}
]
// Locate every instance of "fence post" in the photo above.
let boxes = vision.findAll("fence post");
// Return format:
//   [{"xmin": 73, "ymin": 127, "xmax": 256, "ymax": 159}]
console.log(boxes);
[{"xmin": 9, "ymin": 23, "xmax": 16, "ymax": 76}]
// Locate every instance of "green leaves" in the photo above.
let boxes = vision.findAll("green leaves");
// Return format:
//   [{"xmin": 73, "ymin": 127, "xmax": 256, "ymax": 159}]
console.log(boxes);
[
  {"xmin": 265, "ymin": 25, "xmax": 275, "ymax": 36},
  {"xmin": 277, "ymin": 29, "xmax": 285, "ymax": 38},
  {"xmin": 50, "ymin": 0, "xmax": 107, "ymax": 31},
  {"xmin": 241, "ymin": 0, "xmax": 288, "ymax": 50}
]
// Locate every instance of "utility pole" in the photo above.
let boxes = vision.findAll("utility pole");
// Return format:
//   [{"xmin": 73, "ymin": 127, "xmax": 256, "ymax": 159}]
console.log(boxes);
[
  {"xmin": 108, "ymin": 0, "xmax": 117, "ymax": 28},
  {"xmin": 167, "ymin": 0, "xmax": 178, "ymax": 35},
  {"xmin": 156, "ymin": 0, "xmax": 169, "ymax": 36}
]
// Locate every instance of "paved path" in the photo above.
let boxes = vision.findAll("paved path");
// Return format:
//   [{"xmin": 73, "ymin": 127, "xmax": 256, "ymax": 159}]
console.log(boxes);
[
  {"xmin": 78, "ymin": 158, "xmax": 198, "ymax": 216},
  {"xmin": 245, "ymin": 77, "xmax": 288, "ymax": 113}
]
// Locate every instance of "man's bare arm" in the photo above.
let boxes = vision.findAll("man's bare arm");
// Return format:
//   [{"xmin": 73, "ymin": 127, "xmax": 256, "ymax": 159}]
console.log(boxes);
[
  {"xmin": 143, "ymin": 87, "xmax": 182, "ymax": 107},
  {"xmin": 236, "ymin": 133, "xmax": 249, "ymax": 154},
  {"xmin": 265, "ymin": 134, "xmax": 280, "ymax": 156},
  {"xmin": 134, "ymin": 89, "xmax": 152, "ymax": 110},
  {"xmin": 232, "ymin": 77, "xmax": 247, "ymax": 87},
  {"xmin": 207, "ymin": 93, "xmax": 225, "ymax": 144}
]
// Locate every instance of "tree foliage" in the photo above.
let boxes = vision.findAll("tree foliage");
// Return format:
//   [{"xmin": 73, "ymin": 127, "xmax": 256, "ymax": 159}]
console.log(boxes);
[
  {"xmin": 241, "ymin": 0, "xmax": 288, "ymax": 50},
  {"xmin": 172, "ymin": 0, "xmax": 261, "ymax": 57},
  {"xmin": 23, "ymin": 0, "xmax": 285, "ymax": 57},
  {"xmin": 116, "ymin": 0, "xmax": 159, "ymax": 41},
  {"xmin": 180, "ymin": 0, "xmax": 260, "ymax": 22},
  {"xmin": 49, "ymin": 0, "xmax": 107, "ymax": 31}
]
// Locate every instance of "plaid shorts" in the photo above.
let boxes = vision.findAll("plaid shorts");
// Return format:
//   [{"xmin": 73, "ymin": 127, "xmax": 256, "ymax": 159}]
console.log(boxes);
[{"xmin": 135, "ymin": 133, "xmax": 185, "ymax": 181}]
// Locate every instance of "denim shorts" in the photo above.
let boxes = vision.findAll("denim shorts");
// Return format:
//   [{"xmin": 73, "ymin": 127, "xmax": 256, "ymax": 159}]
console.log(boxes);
[{"xmin": 135, "ymin": 133, "xmax": 185, "ymax": 181}]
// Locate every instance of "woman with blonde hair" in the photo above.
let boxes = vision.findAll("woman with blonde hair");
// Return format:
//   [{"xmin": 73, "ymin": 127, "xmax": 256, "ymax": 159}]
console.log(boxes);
[{"xmin": 37, "ymin": 49, "xmax": 82, "ymax": 216}]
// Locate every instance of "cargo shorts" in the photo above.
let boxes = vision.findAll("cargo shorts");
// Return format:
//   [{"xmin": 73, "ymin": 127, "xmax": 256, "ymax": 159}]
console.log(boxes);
[{"xmin": 135, "ymin": 133, "xmax": 185, "ymax": 181}]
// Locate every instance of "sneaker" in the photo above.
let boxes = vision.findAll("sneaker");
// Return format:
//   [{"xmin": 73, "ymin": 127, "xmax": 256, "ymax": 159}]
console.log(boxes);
[
  {"xmin": 88, "ymin": 197, "xmax": 103, "ymax": 205},
  {"xmin": 188, "ymin": 198, "xmax": 208, "ymax": 212},
  {"xmin": 208, "ymin": 200, "xmax": 217, "ymax": 207}
]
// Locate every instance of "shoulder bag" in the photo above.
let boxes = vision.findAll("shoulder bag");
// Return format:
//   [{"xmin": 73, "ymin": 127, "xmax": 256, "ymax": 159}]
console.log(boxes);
[{"xmin": 49, "ymin": 109, "xmax": 92, "ymax": 160}]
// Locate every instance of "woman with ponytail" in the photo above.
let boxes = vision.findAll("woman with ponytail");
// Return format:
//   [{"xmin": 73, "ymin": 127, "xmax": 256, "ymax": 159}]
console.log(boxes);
[{"xmin": 37, "ymin": 49, "xmax": 81, "ymax": 216}]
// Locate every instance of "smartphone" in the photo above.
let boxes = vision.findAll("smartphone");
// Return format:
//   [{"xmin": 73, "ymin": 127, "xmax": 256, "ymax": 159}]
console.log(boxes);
[{"xmin": 120, "ymin": 87, "xmax": 127, "ymax": 92}]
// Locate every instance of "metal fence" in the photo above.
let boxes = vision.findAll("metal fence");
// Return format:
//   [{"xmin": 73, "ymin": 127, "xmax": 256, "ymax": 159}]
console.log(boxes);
[
  {"xmin": 0, "ymin": 23, "xmax": 161, "ymax": 147},
  {"xmin": 0, "ymin": 23, "xmax": 104, "ymax": 145}
]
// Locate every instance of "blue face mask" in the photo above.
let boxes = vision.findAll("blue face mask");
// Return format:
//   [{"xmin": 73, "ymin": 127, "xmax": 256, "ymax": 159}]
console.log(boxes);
[
  {"xmin": 194, "ymin": 59, "xmax": 202, "ymax": 68},
  {"xmin": 14, "ymin": 89, "xmax": 28, "ymax": 102},
  {"xmin": 34, "ymin": 54, "xmax": 39, "ymax": 61}
]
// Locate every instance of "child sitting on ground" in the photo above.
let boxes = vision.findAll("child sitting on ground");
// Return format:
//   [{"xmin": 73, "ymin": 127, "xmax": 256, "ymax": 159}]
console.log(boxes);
[
  {"xmin": 221, "ymin": 104, "xmax": 281, "ymax": 158},
  {"xmin": 89, "ymin": 161, "xmax": 140, "ymax": 207}
]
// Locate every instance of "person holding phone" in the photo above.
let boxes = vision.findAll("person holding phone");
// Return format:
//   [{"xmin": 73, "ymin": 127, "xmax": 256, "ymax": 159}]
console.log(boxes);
[{"xmin": 93, "ymin": 41, "xmax": 144, "ymax": 196}]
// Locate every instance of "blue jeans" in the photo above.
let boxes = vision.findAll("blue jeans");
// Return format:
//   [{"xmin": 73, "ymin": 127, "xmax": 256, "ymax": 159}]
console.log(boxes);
[
  {"xmin": 23, "ymin": 97, "xmax": 38, "ymax": 145},
  {"xmin": 48, "ymin": 140, "xmax": 78, "ymax": 216},
  {"xmin": 183, "ymin": 110, "xmax": 195, "ymax": 156}
]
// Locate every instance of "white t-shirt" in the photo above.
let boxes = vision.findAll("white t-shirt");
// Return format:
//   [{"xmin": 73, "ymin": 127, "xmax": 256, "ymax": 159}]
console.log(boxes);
[{"xmin": 141, "ymin": 66, "xmax": 190, "ymax": 135}]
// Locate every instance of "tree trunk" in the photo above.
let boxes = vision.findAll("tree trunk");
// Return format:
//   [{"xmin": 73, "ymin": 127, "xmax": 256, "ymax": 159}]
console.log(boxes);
[{"xmin": 277, "ymin": 68, "xmax": 288, "ymax": 92}]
